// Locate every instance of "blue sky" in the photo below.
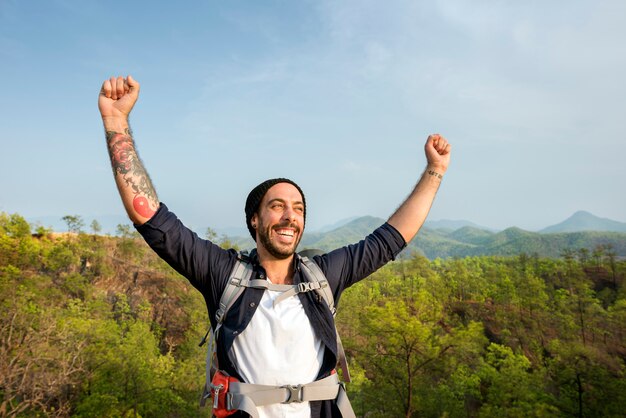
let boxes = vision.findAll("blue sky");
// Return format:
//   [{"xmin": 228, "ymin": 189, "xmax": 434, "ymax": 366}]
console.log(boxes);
[{"xmin": 1, "ymin": 0, "xmax": 625, "ymax": 234}]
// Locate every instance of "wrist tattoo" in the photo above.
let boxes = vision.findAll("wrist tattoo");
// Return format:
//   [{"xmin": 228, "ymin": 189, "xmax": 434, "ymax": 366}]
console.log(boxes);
[{"xmin": 427, "ymin": 170, "xmax": 443, "ymax": 179}]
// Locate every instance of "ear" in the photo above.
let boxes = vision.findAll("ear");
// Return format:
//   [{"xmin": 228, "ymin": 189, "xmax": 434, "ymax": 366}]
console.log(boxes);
[{"xmin": 251, "ymin": 214, "xmax": 258, "ymax": 228}]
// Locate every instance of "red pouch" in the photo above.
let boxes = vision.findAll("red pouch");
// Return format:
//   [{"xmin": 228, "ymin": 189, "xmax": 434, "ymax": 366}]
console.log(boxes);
[{"xmin": 211, "ymin": 370, "xmax": 239, "ymax": 418}]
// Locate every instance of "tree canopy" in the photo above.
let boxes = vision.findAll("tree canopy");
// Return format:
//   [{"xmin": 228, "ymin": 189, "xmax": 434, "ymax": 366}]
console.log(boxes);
[{"xmin": 1, "ymin": 212, "xmax": 624, "ymax": 417}]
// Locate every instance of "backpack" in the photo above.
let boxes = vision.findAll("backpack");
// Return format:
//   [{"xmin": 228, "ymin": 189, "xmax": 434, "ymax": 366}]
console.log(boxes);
[{"xmin": 199, "ymin": 250, "xmax": 352, "ymax": 414}]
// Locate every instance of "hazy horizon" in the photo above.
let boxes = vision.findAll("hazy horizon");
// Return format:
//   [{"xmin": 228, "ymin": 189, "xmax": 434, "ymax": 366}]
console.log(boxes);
[{"xmin": 21, "ymin": 208, "xmax": 626, "ymax": 237}]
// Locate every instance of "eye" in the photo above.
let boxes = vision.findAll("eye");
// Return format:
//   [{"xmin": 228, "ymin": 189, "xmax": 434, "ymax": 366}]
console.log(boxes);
[{"xmin": 294, "ymin": 206, "xmax": 304, "ymax": 214}]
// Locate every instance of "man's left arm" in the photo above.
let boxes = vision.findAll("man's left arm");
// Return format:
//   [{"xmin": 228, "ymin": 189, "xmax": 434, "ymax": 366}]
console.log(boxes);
[
  {"xmin": 314, "ymin": 134, "xmax": 450, "ymax": 293},
  {"xmin": 387, "ymin": 133, "xmax": 451, "ymax": 243}
]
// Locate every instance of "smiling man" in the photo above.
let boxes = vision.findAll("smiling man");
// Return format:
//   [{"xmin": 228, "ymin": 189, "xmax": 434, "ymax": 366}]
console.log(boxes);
[{"xmin": 98, "ymin": 75, "xmax": 451, "ymax": 418}]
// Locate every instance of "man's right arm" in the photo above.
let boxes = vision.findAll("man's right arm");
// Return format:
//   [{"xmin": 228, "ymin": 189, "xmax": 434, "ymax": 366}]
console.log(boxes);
[
  {"xmin": 98, "ymin": 75, "xmax": 159, "ymax": 225},
  {"xmin": 99, "ymin": 76, "xmax": 234, "ymax": 299}
]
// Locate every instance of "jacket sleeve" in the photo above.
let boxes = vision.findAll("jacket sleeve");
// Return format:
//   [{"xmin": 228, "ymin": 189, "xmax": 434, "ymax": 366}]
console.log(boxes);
[
  {"xmin": 134, "ymin": 203, "xmax": 236, "ymax": 298},
  {"xmin": 314, "ymin": 222, "xmax": 406, "ymax": 297}
]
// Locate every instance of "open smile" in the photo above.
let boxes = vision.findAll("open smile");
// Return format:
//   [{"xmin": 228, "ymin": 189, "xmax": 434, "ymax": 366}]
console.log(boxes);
[
  {"xmin": 275, "ymin": 228, "xmax": 295, "ymax": 238},
  {"xmin": 272, "ymin": 225, "xmax": 300, "ymax": 244}
]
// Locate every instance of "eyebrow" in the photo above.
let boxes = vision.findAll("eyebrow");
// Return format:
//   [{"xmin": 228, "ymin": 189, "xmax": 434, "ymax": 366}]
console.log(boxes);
[{"xmin": 267, "ymin": 198, "xmax": 304, "ymax": 206}]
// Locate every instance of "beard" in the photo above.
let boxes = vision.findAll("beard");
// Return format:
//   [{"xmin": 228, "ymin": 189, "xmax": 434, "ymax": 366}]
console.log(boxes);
[{"xmin": 257, "ymin": 221, "xmax": 302, "ymax": 260}]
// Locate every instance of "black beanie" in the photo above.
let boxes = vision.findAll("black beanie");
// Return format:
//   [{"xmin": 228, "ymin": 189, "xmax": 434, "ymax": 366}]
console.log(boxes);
[{"xmin": 245, "ymin": 178, "xmax": 306, "ymax": 240}]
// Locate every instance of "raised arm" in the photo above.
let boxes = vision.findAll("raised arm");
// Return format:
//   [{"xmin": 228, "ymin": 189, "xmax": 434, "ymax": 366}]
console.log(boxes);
[
  {"xmin": 387, "ymin": 133, "xmax": 451, "ymax": 243},
  {"xmin": 98, "ymin": 75, "xmax": 159, "ymax": 225}
]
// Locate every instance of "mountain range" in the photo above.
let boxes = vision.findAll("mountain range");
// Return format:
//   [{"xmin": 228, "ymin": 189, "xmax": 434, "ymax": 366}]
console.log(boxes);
[{"xmin": 227, "ymin": 211, "xmax": 626, "ymax": 259}]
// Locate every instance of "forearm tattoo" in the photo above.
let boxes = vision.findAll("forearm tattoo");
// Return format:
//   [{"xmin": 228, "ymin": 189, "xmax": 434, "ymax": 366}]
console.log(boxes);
[{"xmin": 106, "ymin": 128, "xmax": 158, "ymax": 218}]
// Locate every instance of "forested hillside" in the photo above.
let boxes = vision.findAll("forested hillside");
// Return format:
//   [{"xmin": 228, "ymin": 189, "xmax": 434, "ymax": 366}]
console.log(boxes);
[{"xmin": 1, "ymin": 212, "xmax": 625, "ymax": 417}]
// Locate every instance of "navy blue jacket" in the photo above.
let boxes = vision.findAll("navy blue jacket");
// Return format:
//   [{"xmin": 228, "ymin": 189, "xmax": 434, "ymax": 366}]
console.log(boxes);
[{"xmin": 136, "ymin": 203, "xmax": 406, "ymax": 417}]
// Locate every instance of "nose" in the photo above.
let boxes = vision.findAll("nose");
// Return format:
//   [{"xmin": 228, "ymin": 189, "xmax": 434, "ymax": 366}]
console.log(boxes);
[{"xmin": 283, "ymin": 205, "xmax": 297, "ymax": 222}]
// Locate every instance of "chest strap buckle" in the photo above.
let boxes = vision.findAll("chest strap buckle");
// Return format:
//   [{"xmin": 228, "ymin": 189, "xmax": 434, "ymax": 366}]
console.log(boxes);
[{"xmin": 282, "ymin": 384, "xmax": 303, "ymax": 403}]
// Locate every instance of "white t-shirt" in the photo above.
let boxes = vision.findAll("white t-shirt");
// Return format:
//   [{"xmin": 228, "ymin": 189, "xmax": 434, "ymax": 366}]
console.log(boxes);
[{"xmin": 229, "ymin": 285, "xmax": 324, "ymax": 418}]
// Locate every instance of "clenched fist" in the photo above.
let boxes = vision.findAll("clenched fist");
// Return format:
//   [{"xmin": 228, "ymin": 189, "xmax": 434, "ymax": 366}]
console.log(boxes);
[{"xmin": 98, "ymin": 75, "xmax": 140, "ymax": 120}]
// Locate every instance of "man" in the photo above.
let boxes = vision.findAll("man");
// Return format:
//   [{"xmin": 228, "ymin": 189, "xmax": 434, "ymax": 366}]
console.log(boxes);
[{"xmin": 99, "ymin": 75, "xmax": 451, "ymax": 417}]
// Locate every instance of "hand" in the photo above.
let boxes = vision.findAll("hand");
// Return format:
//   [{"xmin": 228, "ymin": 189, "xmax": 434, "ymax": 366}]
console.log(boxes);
[
  {"xmin": 98, "ymin": 75, "xmax": 140, "ymax": 120},
  {"xmin": 424, "ymin": 133, "xmax": 451, "ymax": 173}
]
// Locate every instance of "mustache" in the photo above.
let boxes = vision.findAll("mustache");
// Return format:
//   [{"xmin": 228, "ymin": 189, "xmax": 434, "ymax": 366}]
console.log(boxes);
[{"xmin": 272, "ymin": 222, "xmax": 300, "ymax": 232}]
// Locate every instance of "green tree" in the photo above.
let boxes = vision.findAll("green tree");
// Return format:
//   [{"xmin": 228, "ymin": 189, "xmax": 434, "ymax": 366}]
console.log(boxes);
[
  {"xmin": 206, "ymin": 226, "xmax": 240, "ymax": 250},
  {"xmin": 90, "ymin": 219, "xmax": 102, "ymax": 235},
  {"xmin": 0, "ymin": 212, "xmax": 31, "ymax": 237},
  {"xmin": 115, "ymin": 223, "xmax": 144, "ymax": 261},
  {"xmin": 62, "ymin": 214, "xmax": 85, "ymax": 234},
  {"xmin": 478, "ymin": 343, "xmax": 557, "ymax": 417},
  {"xmin": 205, "ymin": 227, "xmax": 218, "ymax": 241},
  {"xmin": 546, "ymin": 339, "xmax": 626, "ymax": 417},
  {"xmin": 350, "ymin": 292, "xmax": 452, "ymax": 417}
]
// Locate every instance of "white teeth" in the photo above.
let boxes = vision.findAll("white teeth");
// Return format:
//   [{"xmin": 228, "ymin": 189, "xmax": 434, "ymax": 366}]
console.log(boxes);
[{"xmin": 277, "ymin": 229, "xmax": 294, "ymax": 237}]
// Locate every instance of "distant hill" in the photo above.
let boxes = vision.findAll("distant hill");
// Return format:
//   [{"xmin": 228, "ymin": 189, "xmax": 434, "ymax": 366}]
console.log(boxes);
[
  {"xmin": 540, "ymin": 211, "xmax": 626, "ymax": 233},
  {"xmin": 407, "ymin": 226, "xmax": 626, "ymax": 259},
  {"xmin": 425, "ymin": 219, "xmax": 495, "ymax": 232},
  {"xmin": 314, "ymin": 216, "xmax": 361, "ymax": 233},
  {"xmin": 446, "ymin": 226, "xmax": 495, "ymax": 245},
  {"xmin": 300, "ymin": 216, "xmax": 386, "ymax": 249}
]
